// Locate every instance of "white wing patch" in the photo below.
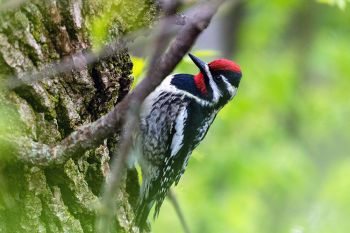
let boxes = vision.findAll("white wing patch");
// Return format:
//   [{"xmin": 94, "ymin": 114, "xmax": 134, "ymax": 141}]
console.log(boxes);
[{"xmin": 170, "ymin": 106, "xmax": 188, "ymax": 157}]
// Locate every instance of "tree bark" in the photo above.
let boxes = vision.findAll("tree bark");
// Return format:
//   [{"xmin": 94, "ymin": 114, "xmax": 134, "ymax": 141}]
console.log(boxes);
[{"xmin": 0, "ymin": 0, "xmax": 157, "ymax": 232}]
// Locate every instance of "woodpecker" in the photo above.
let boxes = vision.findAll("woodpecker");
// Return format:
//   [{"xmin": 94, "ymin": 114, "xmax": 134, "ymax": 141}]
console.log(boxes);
[{"xmin": 135, "ymin": 53, "xmax": 242, "ymax": 229}]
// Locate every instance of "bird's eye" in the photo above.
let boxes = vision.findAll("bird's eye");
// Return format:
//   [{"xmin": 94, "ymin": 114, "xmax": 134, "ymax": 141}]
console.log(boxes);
[{"xmin": 214, "ymin": 75, "xmax": 222, "ymax": 81}]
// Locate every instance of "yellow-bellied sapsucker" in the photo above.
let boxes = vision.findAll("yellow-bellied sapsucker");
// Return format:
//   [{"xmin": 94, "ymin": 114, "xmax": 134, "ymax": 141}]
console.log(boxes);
[{"xmin": 134, "ymin": 53, "xmax": 242, "ymax": 229}]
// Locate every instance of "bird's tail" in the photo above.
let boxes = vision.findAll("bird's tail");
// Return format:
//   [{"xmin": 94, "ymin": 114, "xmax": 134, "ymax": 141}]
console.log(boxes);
[{"xmin": 135, "ymin": 198, "xmax": 154, "ymax": 232}]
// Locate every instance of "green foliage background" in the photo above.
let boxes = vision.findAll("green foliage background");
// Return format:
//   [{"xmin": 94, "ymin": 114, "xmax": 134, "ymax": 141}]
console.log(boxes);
[
  {"xmin": 148, "ymin": 1, "xmax": 350, "ymax": 233},
  {"xmin": 1, "ymin": 0, "xmax": 349, "ymax": 232}
]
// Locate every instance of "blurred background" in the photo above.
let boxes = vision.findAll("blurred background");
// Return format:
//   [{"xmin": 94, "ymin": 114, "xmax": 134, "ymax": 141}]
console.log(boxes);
[
  {"xmin": 1, "ymin": 0, "xmax": 349, "ymax": 232},
  {"xmin": 131, "ymin": 1, "xmax": 350, "ymax": 233}
]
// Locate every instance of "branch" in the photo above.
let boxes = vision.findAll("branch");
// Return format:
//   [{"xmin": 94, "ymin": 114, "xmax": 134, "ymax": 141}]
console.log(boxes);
[
  {"xmin": 167, "ymin": 189, "xmax": 191, "ymax": 233},
  {"xmin": 17, "ymin": 0, "xmax": 225, "ymax": 167},
  {"xmin": 95, "ymin": 105, "xmax": 140, "ymax": 233}
]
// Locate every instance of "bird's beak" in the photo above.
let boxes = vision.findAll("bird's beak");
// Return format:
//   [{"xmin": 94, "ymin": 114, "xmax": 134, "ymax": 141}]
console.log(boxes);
[{"xmin": 188, "ymin": 53, "xmax": 208, "ymax": 74}]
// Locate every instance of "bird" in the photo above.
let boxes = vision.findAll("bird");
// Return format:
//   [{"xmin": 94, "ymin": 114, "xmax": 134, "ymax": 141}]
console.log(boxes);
[{"xmin": 134, "ymin": 53, "xmax": 242, "ymax": 230}]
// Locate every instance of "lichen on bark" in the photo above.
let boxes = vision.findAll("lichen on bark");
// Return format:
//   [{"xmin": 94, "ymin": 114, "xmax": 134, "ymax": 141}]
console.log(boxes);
[{"xmin": 0, "ymin": 0, "xmax": 158, "ymax": 232}]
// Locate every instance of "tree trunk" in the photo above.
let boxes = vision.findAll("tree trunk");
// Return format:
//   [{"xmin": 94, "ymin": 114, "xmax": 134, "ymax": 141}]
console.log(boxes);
[{"xmin": 0, "ymin": 0, "xmax": 157, "ymax": 232}]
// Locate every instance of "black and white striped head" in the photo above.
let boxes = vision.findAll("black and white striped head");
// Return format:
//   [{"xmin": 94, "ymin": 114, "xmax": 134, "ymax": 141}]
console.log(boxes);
[{"xmin": 189, "ymin": 53, "xmax": 242, "ymax": 106}]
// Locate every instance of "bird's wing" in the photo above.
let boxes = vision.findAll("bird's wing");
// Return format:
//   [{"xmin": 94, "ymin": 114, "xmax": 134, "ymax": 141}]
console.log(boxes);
[
  {"xmin": 152, "ymin": 103, "xmax": 190, "ymax": 218},
  {"xmin": 138, "ymin": 92, "xmax": 190, "ymax": 217},
  {"xmin": 140, "ymin": 91, "xmax": 187, "ymax": 163}
]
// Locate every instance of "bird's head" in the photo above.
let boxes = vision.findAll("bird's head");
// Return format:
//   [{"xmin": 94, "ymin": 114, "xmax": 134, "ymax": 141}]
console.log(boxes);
[{"xmin": 189, "ymin": 53, "xmax": 242, "ymax": 106}]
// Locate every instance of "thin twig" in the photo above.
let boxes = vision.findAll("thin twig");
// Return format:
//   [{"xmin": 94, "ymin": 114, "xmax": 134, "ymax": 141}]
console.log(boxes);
[
  {"xmin": 167, "ymin": 189, "xmax": 191, "ymax": 233},
  {"xmin": 147, "ymin": 0, "xmax": 183, "ymax": 80},
  {"xmin": 96, "ymin": 103, "xmax": 140, "ymax": 233}
]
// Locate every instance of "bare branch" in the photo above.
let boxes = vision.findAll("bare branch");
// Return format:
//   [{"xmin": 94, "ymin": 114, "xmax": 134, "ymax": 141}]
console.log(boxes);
[
  {"xmin": 5, "ymin": 39, "xmax": 123, "ymax": 90},
  {"xmin": 95, "ymin": 105, "xmax": 140, "ymax": 233},
  {"xmin": 147, "ymin": 0, "xmax": 184, "ymax": 80},
  {"xmin": 175, "ymin": 14, "xmax": 187, "ymax": 25},
  {"xmin": 167, "ymin": 189, "xmax": 191, "ymax": 233}
]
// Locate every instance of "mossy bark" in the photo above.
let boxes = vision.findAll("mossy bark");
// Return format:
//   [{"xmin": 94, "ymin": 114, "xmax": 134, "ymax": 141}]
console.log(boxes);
[{"xmin": 0, "ymin": 0, "xmax": 157, "ymax": 232}]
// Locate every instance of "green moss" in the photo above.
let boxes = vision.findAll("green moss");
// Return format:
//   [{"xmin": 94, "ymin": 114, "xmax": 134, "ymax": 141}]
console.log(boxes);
[
  {"xmin": 64, "ymin": 159, "xmax": 99, "ymax": 212},
  {"xmin": 87, "ymin": 0, "xmax": 158, "ymax": 50},
  {"xmin": 0, "ymin": 91, "xmax": 27, "ymax": 139},
  {"xmin": 22, "ymin": 3, "xmax": 59, "ymax": 61}
]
